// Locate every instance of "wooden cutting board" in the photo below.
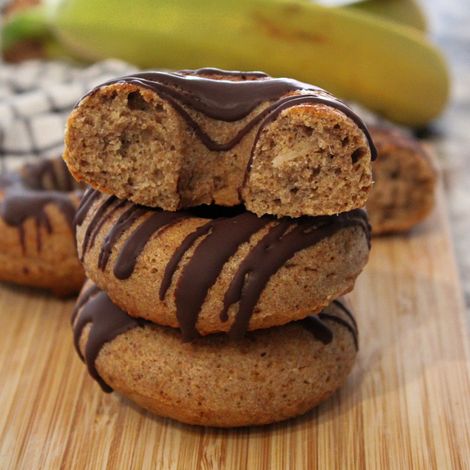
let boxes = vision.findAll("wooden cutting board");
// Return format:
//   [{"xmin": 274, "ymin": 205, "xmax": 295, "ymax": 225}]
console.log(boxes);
[{"xmin": 1, "ymin": 184, "xmax": 469, "ymax": 469}]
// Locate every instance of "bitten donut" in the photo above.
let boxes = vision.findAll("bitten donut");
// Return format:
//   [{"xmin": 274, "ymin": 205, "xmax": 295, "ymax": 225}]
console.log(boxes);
[
  {"xmin": 75, "ymin": 189, "xmax": 370, "ymax": 339},
  {"xmin": 0, "ymin": 157, "xmax": 85, "ymax": 295},
  {"xmin": 367, "ymin": 125, "xmax": 437, "ymax": 235},
  {"xmin": 72, "ymin": 282, "xmax": 359, "ymax": 427},
  {"xmin": 64, "ymin": 68, "xmax": 376, "ymax": 218}
]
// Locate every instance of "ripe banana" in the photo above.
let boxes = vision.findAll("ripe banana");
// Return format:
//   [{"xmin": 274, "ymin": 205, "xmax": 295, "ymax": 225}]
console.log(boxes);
[
  {"xmin": 345, "ymin": 0, "xmax": 427, "ymax": 31},
  {"xmin": 2, "ymin": 0, "xmax": 448, "ymax": 126}
]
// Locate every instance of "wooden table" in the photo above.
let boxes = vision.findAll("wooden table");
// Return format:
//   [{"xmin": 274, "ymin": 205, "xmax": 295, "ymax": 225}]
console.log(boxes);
[{"xmin": 1, "ymin": 184, "xmax": 469, "ymax": 469}]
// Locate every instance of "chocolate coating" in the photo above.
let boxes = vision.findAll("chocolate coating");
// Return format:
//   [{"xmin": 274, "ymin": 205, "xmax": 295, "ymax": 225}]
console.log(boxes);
[
  {"xmin": 81, "ymin": 69, "xmax": 376, "ymax": 159},
  {"xmin": 0, "ymin": 158, "xmax": 79, "ymax": 252},
  {"xmin": 72, "ymin": 285, "xmax": 358, "ymax": 393},
  {"xmin": 78, "ymin": 190, "xmax": 370, "ymax": 340},
  {"xmin": 73, "ymin": 288, "xmax": 140, "ymax": 392}
]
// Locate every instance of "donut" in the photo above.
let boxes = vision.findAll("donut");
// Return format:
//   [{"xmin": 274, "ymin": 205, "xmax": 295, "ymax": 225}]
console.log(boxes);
[
  {"xmin": 72, "ymin": 282, "xmax": 359, "ymax": 427},
  {"xmin": 75, "ymin": 188, "xmax": 370, "ymax": 339},
  {"xmin": 0, "ymin": 157, "xmax": 85, "ymax": 295},
  {"xmin": 64, "ymin": 68, "xmax": 376, "ymax": 218},
  {"xmin": 367, "ymin": 125, "xmax": 437, "ymax": 235}
]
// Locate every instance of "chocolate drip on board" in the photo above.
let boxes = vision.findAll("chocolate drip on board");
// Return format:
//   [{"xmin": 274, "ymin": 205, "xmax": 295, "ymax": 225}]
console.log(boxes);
[
  {"xmin": 82, "ymin": 69, "xmax": 376, "ymax": 159},
  {"xmin": 73, "ymin": 289, "xmax": 141, "ymax": 393},
  {"xmin": 0, "ymin": 158, "xmax": 79, "ymax": 251}
]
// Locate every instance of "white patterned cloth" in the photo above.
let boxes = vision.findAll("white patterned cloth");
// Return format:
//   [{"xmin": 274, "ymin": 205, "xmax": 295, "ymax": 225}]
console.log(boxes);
[{"xmin": 0, "ymin": 59, "xmax": 137, "ymax": 170}]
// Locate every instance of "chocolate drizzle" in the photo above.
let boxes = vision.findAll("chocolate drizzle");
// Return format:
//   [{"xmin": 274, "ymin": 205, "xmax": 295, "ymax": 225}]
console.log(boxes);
[
  {"xmin": 0, "ymin": 158, "xmax": 79, "ymax": 252},
  {"xmin": 77, "ymin": 191, "xmax": 370, "ymax": 340},
  {"xmin": 221, "ymin": 211, "xmax": 369, "ymax": 338},
  {"xmin": 174, "ymin": 213, "xmax": 270, "ymax": 340},
  {"xmin": 113, "ymin": 211, "xmax": 187, "ymax": 279},
  {"xmin": 98, "ymin": 205, "xmax": 148, "ymax": 271},
  {"xmin": 83, "ymin": 69, "xmax": 376, "ymax": 159},
  {"xmin": 72, "ymin": 285, "xmax": 358, "ymax": 392},
  {"xmin": 301, "ymin": 316, "xmax": 334, "ymax": 345},
  {"xmin": 74, "ymin": 187, "xmax": 101, "ymax": 227},
  {"xmin": 71, "ymin": 283, "xmax": 100, "ymax": 324},
  {"xmin": 301, "ymin": 300, "xmax": 359, "ymax": 350},
  {"xmin": 80, "ymin": 195, "xmax": 117, "ymax": 260},
  {"xmin": 72, "ymin": 289, "xmax": 141, "ymax": 392}
]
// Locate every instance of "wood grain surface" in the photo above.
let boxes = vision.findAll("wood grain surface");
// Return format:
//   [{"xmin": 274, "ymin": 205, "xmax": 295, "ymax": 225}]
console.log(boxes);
[{"xmin": 1, "ymin": 184, "xmax": 469, "ymax": 469}]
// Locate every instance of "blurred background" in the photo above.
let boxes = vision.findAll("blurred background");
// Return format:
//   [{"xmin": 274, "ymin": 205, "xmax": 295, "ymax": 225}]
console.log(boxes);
[{"xmin": 0, "ymin": 0, "xmax": 469, "ymax": 307}]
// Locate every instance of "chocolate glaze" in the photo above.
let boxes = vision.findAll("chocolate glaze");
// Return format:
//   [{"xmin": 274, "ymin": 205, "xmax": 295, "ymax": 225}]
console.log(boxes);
[
  {"xmin": 74, "ymin": 187, "xmax": 101, "ymax": 227},
  {"xmin": 83, "ymin": 199, "xmax": 128, "ymax": 260},
  {"xmin": 174, "ymin": 213, "xmax": 270, "ymax": 340},
  {"xmin": 221, "ymin": 210, "xmax": 368, "ymax": 338},
  {"xmin": 318, "ymin": 312, "xmax": 359, "ymax": 350},
  {"xmin": 77, "ymin": 192, "xmax": 370, "ymax": 340},
  {"xmin": 80, "ymin": 195, "xmax": 117, "ymax": 260},
  {"xmin": 300, "ymin": 315, "xmax": 334, "ymax": 345},
  {"xmin": 98, "ymin": 205, "xmax": 148, "ymax": 271},
  {"xmin": 82, "ymin": 69, "xmax": 376, "ymax": 159},
  {"xmin": 159, "ymin": 221, "xmax": 213, "ymax": 301},
  {"xmin": 0, "ymin": 158, "xmax": 78, "ymax": 252},
  {"xmin": 22, "ymin": 158, "xmax": 75, "ymax": 192},
  {"xmin": 182, "ymin": 68, "xmax": 269, "ymax": 79},
  {"xmin": 71, "ymin": 283, "xmax": 100, "ymax": 324},
  {"xmin": 72, "ymin": 286, "xmax": 358, "ymax": 392},
  {"xmin": 332, "ymin": 299, "xmax": 358, "ymax": 331},
  {"xmin": 73, "ymin": 289, "xmax": 141, "ymax": 392},
  {"xmin": 113, "ymin": 211, "xmax": 187, "ymax": 279}
]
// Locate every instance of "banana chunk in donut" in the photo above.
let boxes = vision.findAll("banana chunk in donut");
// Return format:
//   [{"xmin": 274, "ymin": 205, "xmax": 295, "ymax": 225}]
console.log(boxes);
[{"xmin": 64, "ymin": 68, "xmax": 375, "ymax": 218}]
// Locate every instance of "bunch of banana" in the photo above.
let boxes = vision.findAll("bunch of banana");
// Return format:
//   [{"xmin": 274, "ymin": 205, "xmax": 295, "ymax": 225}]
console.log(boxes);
[{"xmin": 2, "ymin": 0, "xmax": 448, "ymax": 126}]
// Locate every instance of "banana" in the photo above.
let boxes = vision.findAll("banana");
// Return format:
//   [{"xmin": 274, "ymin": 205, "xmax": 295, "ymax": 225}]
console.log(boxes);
[
  {"xmin": 2, "ymin": 0, "xmax": 448, "ymax": 126},
  {"xmin": 345, "ymin": 0, "xmax": 427, "ymax": 31}
]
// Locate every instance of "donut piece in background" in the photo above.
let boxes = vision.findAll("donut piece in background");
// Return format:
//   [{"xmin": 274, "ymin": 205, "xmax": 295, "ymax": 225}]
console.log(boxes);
[
  {"xmin": 75, "ymin": 189, "xmax": 370, "ymax": 338},
  {"xmin": 0, "ymin": 157, "xmax": 85, "ymax": 296},
  {"xmin": 72, "ymin": 282, "xmax": 359, "ymax": 428},
  {"xmin": 367, "ymin": 125, "xmax": 437, "ymax": 235},
  {"xmin": 64, "ymin": 68, "xmax": 376, "ymax": 218}
]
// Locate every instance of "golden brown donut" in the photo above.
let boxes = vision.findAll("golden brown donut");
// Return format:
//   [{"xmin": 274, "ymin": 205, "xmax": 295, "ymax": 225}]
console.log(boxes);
[
  {"xmin": 64, "ymin": 68, "xmax": 376, "ymax": 218},
  {"xmin": 0, "ymin": 157, "xmax": 85, "ymax": 295},
  {"xmin": 367, "ymin": 125, "xmax": 437, "ymax": 235},
  {"xmin": 72, "ymin": 282, "xmax": 359, "ymax": 427},
  {"xmin": 75, "ymin": 188, "xmax": 370, "ymax": 338}
]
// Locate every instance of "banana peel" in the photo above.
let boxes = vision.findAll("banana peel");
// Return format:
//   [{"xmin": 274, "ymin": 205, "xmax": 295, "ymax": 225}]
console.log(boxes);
[
  {"xmin": 2, "ymin": 0, "xmax": 449, "ymax": 126},
  {"xmin": 345, "ymin": 0, "xmax": 427, "ymax": 31}
]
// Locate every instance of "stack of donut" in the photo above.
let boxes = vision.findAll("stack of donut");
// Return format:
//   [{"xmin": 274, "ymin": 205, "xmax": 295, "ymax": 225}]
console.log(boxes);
[{"xmin": 65, "ymin": 68, "xmax": 374, "ymax": 427}]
